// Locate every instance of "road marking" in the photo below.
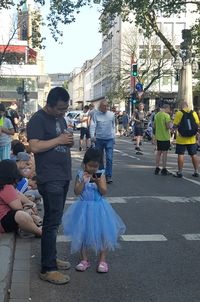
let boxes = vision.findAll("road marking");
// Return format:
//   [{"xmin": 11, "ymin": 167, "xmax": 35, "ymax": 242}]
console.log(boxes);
[
  {"xmin": 57, "ymin": 235, "xmax": 70, "ymax": 243},
  {"xmin": 183, "ymin": 234, "xmax": 200, "ymax": 240},
  {"xmin": 114, "ymin": 148, "xmax": 140, "ymax": 161},
  {"xmin": 65, "ymin": 196, "xmax": 200, "ymax": 204},
  {"xmin": 120, "ymin": 234, "xmax": 167, "ymax": 241},
  {"xmin": 57, "ymin": 233, "xmax": 200, "ymax": 243},
  {"xmin": 65, "ymin": 197, "xmax": 127, "ymax": 204}
]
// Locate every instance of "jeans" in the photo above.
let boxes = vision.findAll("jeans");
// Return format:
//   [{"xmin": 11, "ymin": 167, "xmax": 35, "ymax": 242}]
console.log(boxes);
[
  {"xmin": 95, "ymin": 138, "xmax": 114, "ymax": 178},
  {"xmin": 38, "ymin": 180, "xmax": 70, "ymax": 273},
  {"xmin": 0, "ymin": 143, "xmax": 11, "ymax": 161}
]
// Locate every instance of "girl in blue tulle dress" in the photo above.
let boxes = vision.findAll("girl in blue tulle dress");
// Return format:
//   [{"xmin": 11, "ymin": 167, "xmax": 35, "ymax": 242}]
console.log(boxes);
[{"xmin": 62, "ymin": 148, "xmax": 126, "ymax": 273}]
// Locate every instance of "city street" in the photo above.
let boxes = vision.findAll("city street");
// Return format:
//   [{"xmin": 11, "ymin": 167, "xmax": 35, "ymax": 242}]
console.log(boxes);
[{"xmin": 11, "ymin": 135, "xmax": 200, "ymax": 302}]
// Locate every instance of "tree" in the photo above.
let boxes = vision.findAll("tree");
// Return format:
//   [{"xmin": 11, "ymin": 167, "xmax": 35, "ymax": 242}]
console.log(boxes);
[
  {"xmin": 101, "ymin": 27, "xmax": 174, "ymax": 105},
  {"xmin": 1, "ymin": 0, "xmax": 199, "ymax": 54}
]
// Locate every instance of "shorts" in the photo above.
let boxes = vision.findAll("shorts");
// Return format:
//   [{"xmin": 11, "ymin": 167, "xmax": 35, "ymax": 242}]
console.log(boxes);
[
  {"xmin": 134, "ymin": 126, "xmax": 144, "ymax": 137},
  {"xmin": 80, "ymin": 127, "xmax": 90, "ymax": 139},
  {"xmin": 176, "ymin": 143, "xmax": 197, "ymax": 156},
  {"xmin": 118, "ymin": 124, "xmax": 123, "ymax": 131},
  {"xmin": 1, "ymin": 210, "xmax": 20, "ymax": 232},
  {"xmin": 157, "ymin": 140, "xmax": 170, "ymax": 151}
]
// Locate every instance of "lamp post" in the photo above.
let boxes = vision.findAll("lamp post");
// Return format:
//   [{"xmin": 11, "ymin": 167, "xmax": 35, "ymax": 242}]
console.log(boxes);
[{"xmin": 173, "ymin": 29, "xmax": 198, "ymax": 110}]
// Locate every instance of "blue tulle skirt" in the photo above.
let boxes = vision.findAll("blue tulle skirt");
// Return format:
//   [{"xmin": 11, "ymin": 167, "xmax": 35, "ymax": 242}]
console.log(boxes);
[{"xmin": 62, "ymin": 196, "xmax": 126, "ymax": 254}]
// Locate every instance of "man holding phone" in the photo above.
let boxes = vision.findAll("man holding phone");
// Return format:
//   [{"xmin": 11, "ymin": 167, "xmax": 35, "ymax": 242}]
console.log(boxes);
[
  {"xmin": 90, "ymin": 100, "xmax": 115, "ymax": 184},
  {"xmin": 27, "ymin": 87, "xmax": 73, "ymax": 285}
]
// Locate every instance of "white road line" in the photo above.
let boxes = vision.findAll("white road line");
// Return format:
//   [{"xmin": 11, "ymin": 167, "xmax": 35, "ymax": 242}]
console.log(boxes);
[
  {"xmin": 65, "ymin": 197, "xmax": 127, "ymax": 204},
  {"xmin": 114, "ymin": 148, "xmax": 140, "ymax": 161},
  {"xmin": 183, "ymin": 234, "xmax": 200, "ymax": 240},
  {"xmin": 120, "ymin": 234, "xmax": 167, "ymax": 241},
  {"xmin": 57, "ymin": 233, "xmax": 200, "ymax": 243},
  {"xmin": 65, "ymin": 196, "xmax": 200, "ymax": 204}
]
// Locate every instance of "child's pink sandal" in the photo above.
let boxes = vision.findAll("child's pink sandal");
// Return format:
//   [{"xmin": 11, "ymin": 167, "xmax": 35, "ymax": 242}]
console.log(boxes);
[
  {"xmin": 97, "ymin": 261, "xmax": 109, "ymax": 273},
  {"xmin": 75, "ymin": 260, "xmax": 90, "ymax": 272}
]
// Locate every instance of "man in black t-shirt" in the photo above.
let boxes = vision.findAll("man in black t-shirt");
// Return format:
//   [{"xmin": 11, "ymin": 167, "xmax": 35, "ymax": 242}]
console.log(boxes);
[{"xmin": 27, "ymin": 87, "xmax": 74, "ymax": 285}]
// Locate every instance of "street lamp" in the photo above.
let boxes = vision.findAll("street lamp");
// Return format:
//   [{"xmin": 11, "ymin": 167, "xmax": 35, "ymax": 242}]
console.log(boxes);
[{"xmin": 173, "ymin": 29, "xmax": 198, "ymax": 110}]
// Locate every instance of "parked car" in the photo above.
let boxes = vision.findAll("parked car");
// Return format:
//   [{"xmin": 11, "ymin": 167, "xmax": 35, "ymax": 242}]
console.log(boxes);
[{"xmin": 65, "ymin": 111, "xmax": 82, "ymax": 130}]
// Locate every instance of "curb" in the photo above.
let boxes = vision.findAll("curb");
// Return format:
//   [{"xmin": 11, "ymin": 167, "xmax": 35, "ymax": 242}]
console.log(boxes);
[
  {"xmin": 8, "ymin": 237, "xmax": 31, "ymax": 302},
  {"xmin": 0, "ymin": 233, "xmax": 16, "ymax": 302}
]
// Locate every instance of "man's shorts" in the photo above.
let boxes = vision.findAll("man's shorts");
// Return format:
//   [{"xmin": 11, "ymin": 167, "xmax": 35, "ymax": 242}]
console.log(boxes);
[
  {"xmin": 134, "ymin": 126, "xmax": 144, "ymax": 136},
  {"xmin": 1, "ymin": 210, "xmax": 19, "ymax": 232},
  {"xmin": 157, "ymin": 140, "xmax": 170, "ymax": 151},
  {"xmin": 176, "ymin": 143, "xmax": 197, "ymax": 156},
  {"xmin": 80, "ymin": 127, "xmax": 90, "ymax": 139}
]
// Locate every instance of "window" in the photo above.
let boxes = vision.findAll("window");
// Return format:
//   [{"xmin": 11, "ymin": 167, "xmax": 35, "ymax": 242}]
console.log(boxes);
[
  {"xmin": 139, "ymin": 45, "xmax": 149, "ymax": 59},
  {"xmin": 152, "ymin": 45, "xmax": 161, "ymax": 59},
  {"xmin": 163, "ymin": 47, "xmax": 172, "ymax": 59},
  {"xmin": 162, "ymin": 74, "xmax": 171, "ymax": 86}
]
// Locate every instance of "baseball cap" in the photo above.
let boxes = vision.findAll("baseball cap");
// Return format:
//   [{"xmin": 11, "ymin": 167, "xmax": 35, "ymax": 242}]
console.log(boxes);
[{"xmin": 16, "ymin": 152, "xmax": 30, "ymax": 162}]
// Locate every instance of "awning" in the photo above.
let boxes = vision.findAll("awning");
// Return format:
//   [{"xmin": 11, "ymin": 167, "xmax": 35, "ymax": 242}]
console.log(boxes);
[{"xmin": 0, "ymin": 45, "xmax": 26, "ymax": 53}]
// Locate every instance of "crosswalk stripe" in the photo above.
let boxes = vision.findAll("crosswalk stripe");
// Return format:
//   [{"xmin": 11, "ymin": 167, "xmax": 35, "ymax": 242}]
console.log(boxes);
[
  {"xmin": 183, "ymin": 234, "xmax": 200, "ymax": 240},
  {"xmin": 120, "ymin": 234, "xmax": 167, "ymax": 241},
  {"xmin": 57, "ymin": 234, "xmax": 200, "ymax": 243},
  {"xmin": 65, "ymin": 196, "xmax": 200, "ymax": 204},
  {"xmin": 65, "ymin": 197, "xmax": 127, "ymax": 204}
]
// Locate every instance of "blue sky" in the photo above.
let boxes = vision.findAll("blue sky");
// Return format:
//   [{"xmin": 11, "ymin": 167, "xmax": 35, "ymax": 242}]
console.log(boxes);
[{"xmin": 41, "ymin": 6, "xmax": 102, "ymax": 74}]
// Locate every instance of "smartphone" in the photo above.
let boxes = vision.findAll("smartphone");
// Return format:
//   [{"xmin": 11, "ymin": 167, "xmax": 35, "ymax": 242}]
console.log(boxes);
[
  {"xmin": 89, "ymin": 172, "xmax": 102, "ymax": 183},
  {"xmin": 93, "ymin": 172, "xmax": 102, "ymax": 178}
]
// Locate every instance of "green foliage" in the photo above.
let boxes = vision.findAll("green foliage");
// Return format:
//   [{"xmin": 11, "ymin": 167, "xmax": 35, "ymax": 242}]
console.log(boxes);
[
  {"xmin": 31, "ymin": 10, "xmax": 46, "ymax": 49},
  {"xmin": 62, "ymin": 80, "xmax": 68, "ymax": 90},
  {"xmin": 1, "ymin": 0, "xmax": 200, "ymax": 52}
]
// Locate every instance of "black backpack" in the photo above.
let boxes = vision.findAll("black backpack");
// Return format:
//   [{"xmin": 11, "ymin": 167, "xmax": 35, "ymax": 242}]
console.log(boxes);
[{"xmin": 178, "ymin": 110, "xmax": 198, "ymax": 137}]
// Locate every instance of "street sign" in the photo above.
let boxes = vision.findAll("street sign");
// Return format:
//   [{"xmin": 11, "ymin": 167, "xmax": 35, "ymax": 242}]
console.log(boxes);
[{"xmin": 135, "ymin": 83, "xmax": 143, "ymax": 92}]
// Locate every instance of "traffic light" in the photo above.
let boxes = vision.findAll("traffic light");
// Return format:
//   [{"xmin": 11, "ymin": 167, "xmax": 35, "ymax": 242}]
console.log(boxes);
[
  {"xmin": 130, "ymin": 92, "xmax": 137, "ymax": 104},
  {"xmin": 132, "ymin": 63, "xmax": 138, "ymax": 77}
]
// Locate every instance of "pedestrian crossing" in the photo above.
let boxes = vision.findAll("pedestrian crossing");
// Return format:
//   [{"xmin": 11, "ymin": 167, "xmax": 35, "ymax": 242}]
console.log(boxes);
[
  {"xmin": 65, "ymin": 195, "xmax": 200, "ymax": 204},
  {"xmin": 60, "ymin": 195, "xmax": 200, "ymax": 244},
  {"xmin": 57, "ymin": 233, "xmax": 200, "ymax": 243}
]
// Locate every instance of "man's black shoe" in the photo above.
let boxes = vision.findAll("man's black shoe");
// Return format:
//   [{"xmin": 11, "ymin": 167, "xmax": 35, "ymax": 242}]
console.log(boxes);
[
  {"xmin": 135, "ymin": 146, "xmax": 142, "ymax": 152},
  {"xmin": 173, "ymin": 172, "xmax": 183, "ymax": 178},
  {"xmin": 79, "ymin": 147, "xmax": 82, "ymax": 151},
  {"xmin": 161, "ymin": 168, "xmax": 171, "ymax": 176},
  {"xmin": 106, "ymin": 177, "xmax": 113, "ymax": 184},
  {"xmin": 154, "ymin": 167, "xmax": 161, "ymax": 175},
  {"xmin": 192, "ymin": 172, "xmax": 199, "ymax": 178}
]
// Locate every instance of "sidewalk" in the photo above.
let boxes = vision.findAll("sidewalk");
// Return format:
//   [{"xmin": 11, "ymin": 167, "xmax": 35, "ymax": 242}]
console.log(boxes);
[{"xmin": 0, "ymin": 233, "xmax": 15, "ymax": 302}]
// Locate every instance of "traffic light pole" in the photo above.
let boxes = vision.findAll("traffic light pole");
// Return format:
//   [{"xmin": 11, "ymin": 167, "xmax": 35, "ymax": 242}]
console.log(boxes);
[{"xmin": 130, "ymin": 57, "xmax": 136, "ymax": 115}]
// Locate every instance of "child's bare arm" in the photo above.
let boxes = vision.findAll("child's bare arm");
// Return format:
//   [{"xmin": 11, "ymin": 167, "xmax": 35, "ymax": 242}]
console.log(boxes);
[
  {"xmin": 74, "ymin": 176, "xmax": 85, "ymax": 195},
  {"xmin": 94, "ymin": 175, "xmax": 107, "ymax": 195}
]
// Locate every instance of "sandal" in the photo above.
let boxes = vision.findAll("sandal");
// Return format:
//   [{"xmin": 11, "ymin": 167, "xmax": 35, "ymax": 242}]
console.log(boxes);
[
  {"xmin": 75, "ymin": 260, "xmax": 90, "ymax": 272},
  {"xmin": 97, "ymin": 261, "xmax": 108, "ymax": 273}
]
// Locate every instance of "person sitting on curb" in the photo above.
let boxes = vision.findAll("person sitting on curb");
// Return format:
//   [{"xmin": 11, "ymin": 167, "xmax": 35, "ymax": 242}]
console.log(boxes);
[{"xmin": 0, "ymin": 159, "xmax": 42, "ymax": 236}]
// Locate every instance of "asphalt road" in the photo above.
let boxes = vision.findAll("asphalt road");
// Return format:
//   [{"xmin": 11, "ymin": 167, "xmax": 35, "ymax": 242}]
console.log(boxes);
[{"xmin": 29, "ymin": 135, "xmax": 200, "ymax": 302}]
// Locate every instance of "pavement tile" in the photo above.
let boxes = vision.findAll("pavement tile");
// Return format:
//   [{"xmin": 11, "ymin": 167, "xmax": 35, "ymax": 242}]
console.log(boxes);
[
  {"xmin": 10, "ymin": 283, "xmax": 30, "ymax": 299},
  {"xmin": 14, "ymin": 249, "xmax": 30, "ymax": 260},
  {"xmin": 9, "ymin": 300, "xmax": 29, "ymax": 302},
  {"xmin": 12, "ymin": 270, "xmax": 30, "ymax": 283},
  {"xmin": 13, "ymin": 259, "xmax": 30, "ymax": 271}
]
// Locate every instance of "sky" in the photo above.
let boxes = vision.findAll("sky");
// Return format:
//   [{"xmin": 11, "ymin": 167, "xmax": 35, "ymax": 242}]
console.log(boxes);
[{"xmin": 41, "ymin": 6, "xmax": 102, "ymax": 74}]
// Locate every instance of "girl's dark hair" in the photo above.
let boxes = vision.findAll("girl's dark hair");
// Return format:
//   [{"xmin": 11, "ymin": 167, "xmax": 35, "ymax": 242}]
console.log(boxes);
[
  {"xmin": 47, "ymin": 87, "xmax": 70, "ymax": 107},
  {"xmin": 11, "ymin": 139, "xmax": 20, "ymax": 151},
  {"xmin": 0, "ymin": 160, "xmax": 22, "ymax": 190},
  {"xmin": 12, "ymin": 142, "xmax": 25, "ymax": 155},
  {"xmin": 83, "ymin": 148, "xmax": 102, "ymax": 164}
]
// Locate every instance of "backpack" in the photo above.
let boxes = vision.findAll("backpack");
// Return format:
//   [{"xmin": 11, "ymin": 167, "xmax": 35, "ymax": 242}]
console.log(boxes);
[{"xmin": 178, "ymin": 110, "xmax": 198, "ymax": 137}]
